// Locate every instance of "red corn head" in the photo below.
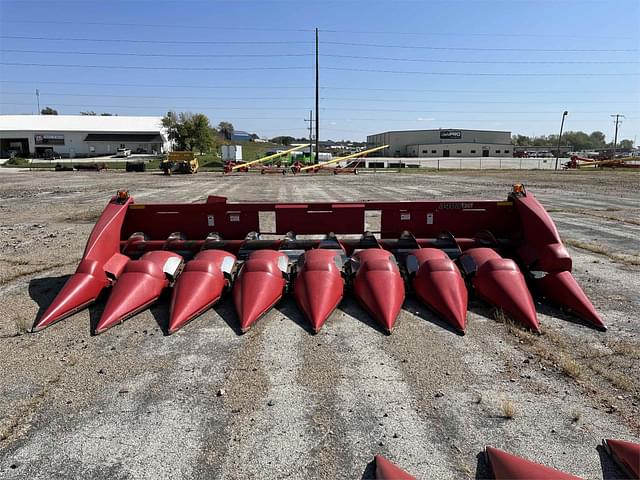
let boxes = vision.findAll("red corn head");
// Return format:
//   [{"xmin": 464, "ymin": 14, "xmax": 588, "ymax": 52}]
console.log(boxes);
[
  {"xmin": 95, "ymin": 251, "xmax": 183, "ymax": 334},
  {"xmin": 462, "ymin": 248, "xmax": 539, "ymax": 332},
  {"xmin": 168, "ymin": 250, "xmax": 236, "ymax": 334},
  {"xmin": 33, "ymin": 259, "xmax": 109, "ymax": 331},
  {"xmin": 233, "ymin": 250, "xmax": 288, "ymax": 333},
  {"xmin": 352, "ymin": 249, "xmax": 405, "ymax": 333},
  {"xmin": 374, "ymin": 455, "xmax": 416, "ymax": 480},
  {"xmin": 408, "ymin": 248, "xmax": 468, "ymax": 333},
  {"xmin": 294, "ymin": 249, "xmax": 344, "ymax": 333},
  {"xmin": 603, "ymin": 439, "xmax": 640, "ymax": 479},
  {"xmin": 537, "ymin": 271, "xmax": 606, "ymax": 330},
  {"xmin": 485, "ymin": 447, "xmax": 582, "ymax": 480}
]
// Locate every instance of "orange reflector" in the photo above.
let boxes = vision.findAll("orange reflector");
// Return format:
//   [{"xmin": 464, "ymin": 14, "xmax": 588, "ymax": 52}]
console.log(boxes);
[
  {"xmin": 116, "ymin": 190, "xmax": 129, "ymax": 203},
  {"xmin": 512, "ymin": 183, "xmax": 525, "ymax": 194}
]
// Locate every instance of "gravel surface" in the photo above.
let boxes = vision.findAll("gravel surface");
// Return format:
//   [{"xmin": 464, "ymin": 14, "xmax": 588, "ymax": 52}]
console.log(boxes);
[{"xmin": 0, "ymin": 169, "xmax": 638, "ymax": 479}]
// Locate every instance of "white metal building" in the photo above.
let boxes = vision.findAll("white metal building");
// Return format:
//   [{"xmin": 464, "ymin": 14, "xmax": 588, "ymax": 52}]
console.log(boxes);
[
  {"xmin": 367, "ymin": 129, "xmax": 513, "ymax": 157},
  {"xmin": 0, "ymin": 115, "xmax": 170, "ymax": 158}
]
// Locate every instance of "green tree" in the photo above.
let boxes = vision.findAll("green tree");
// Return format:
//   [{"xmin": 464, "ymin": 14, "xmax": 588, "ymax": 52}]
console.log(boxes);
[
  {"xmin": 80, "ymin": 111, "xmax": 97, "ymax": 116},
  {"xmin": 162, "ymin": 111, "xmax": 181, "ymax": 147},
  {"xmin": 41, "ymin": 107, "xmax": 58, "ymax": 115},
  {"xmin": 218, "ymin": 121, "xmax": 234, "ymax": 141},
  {"xmin": 589, "ymin": 131, "xmax": 607, "ymax": 147},
  {"xmin": 618, "ymin": 139, "xmax": 634, "ymax": 150},
  {"xmin": 269, "ymin": 136, "xmax": 295, "ymax": 146},
  {"xmin": 187, "ymin": 113, "xmax": 215, "ymax": 152},
  {"xmin": 162, "ymin": 112, "xmax": 215, "ymax": 152}
]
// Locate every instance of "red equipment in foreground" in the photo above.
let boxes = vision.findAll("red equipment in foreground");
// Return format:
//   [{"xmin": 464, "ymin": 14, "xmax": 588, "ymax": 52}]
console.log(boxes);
[
  {"xmin": 459, "ymin": 248, "xmax": 539, "ymax": 332},
  {"xmin": 294, "ymin": 248, "xmax": 345, "ymax": 332},
  {"xmin": 169, "ymin": 250, "xmax": 235, "ymax": 334},
  {"xmin": 95, "ymin": 250, "xmax": 183, "ymax": 334},
  {"xmin": 407, "ymin": 248, "xmax": 468, "ymax": 333},
  {"xmin": 34, "ymin": 184, "xmax": 605, "ymax": 335},
  {"xmin": 485, "ymin": 446, "xmax": 581, "ymax": 479},
  {"xmin": 602, "ymin": 439, "xmax": 640, "ymax": 479},
  {"xmin": 374, "ymin": 455, "xmax": 416, "ymax": 480},
  {"xmin": 233, "ymin": 250, "xmax": 288, "ymax": 332},
  {"xmin": 351, "ymin": 248, "xmax": 405, "ymax": 333}
]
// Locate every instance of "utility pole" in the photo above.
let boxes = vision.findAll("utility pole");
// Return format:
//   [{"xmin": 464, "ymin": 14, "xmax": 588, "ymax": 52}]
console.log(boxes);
[
  {"xmin": 304, "ymin": 109, "xmax": 313, "ymax": 160},
  {"xmin": 610, "ymin": 114, "xmax": 624, "ymax": 159},
  {"xmin": 315, "ymin": 27, "xmax": 319, "ymax": 163},
  {"xmin": 554, "ymin": 110, "xmax": 568, "ymax": 170},
  {"xmin": 36, "ymin": 89, "xmax": 40, "ymax": 114}
]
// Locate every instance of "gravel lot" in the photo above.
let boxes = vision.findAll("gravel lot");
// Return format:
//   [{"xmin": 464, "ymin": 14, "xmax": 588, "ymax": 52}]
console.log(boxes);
[{"xmin": 0, "ymin": 169, "xmax": 638, "ymax": 479}]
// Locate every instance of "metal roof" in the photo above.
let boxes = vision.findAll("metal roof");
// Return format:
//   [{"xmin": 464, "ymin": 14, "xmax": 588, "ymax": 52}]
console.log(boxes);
[{"xmin": 0, "ymin": 115, "xmax": 165, "ymax": 132}]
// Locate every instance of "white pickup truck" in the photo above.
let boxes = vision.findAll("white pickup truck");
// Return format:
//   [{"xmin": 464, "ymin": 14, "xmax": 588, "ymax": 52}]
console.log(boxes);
[{"xmin": 115, "ymin": 148, "xmax": 132, "ymax": 158}]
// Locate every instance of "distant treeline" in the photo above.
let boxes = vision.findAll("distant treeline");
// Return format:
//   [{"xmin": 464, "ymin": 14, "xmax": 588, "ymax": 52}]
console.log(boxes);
[{"xmin": 512, "ymin": 131, "xmax": 634, "ymax": 151}]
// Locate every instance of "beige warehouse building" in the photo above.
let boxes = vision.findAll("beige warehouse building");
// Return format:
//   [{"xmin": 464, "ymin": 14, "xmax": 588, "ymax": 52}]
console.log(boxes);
[{"xmin": 367, "ymin": 129, "xmax": 513, "ymax": 157}]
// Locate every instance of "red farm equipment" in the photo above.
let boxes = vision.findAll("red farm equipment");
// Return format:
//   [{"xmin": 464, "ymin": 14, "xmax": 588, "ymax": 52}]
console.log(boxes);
[
  {"xmin": 564, "ymin": 155, "xmax": 640, "ymax": 170},
  {"xmin": 372, "ymin": 438, "xmax": 640, "ymax": 479},
  {"xmin": 34, "ymin": 184, "xmax": 606, "ymax": 336}
]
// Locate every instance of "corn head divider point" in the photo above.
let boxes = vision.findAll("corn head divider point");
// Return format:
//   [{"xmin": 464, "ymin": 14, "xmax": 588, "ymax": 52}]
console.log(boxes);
[{"xmin": 33, "ymin": 184, "xmax": 606, "ymax": 336}]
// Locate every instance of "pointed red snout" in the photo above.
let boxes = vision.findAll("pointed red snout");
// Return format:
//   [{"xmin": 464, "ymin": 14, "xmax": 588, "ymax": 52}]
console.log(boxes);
[
  {"xmin": 374, "ymin": 455, "xmax": 416, "ymax": 480},
  {"xmin": 537, "ymin": 271, "xmax": 606, "ymax": 330},
  {"xmin": 168, "ymin": 250, "xmax": 236, "ymax": 334},
  {"xmin": 294, "ymin": 249, "xmax": 344, "ymax": 333},
  {"xmin": 33, "ymin": 259, "xmax": 109, "ymax": 332},
  {"xmin": 95, "ymin": 251, "xmax": 182, "ymax": 334},
  {"xmin": 603, "ymin": 439, "xmax": 640, "ymax": 479},
  {"xmin": 485, "ymin": 446, "xmax": 581, "ymax": 479},
  {"xmin": 352, "ymin": 249, "xmax": 405, "ymax": 333},
  {"xmin": 463, "ymin": 248, "xmax": 540, "ymax": 332},
  {"xmin": 233, "ymin": 250, "xmax": 287, "ymax": 333},
  {"xmin": 409, "ymin": 248, "xmax": 468, "ymax": 333}
]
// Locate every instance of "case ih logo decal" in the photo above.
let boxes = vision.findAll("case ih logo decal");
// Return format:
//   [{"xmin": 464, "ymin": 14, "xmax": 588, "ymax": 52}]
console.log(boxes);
[
  {"xmin": 440, "ymin": 130, "xmax": 462, "ymax": 139},
  {"xmin": 438, "ymin": 202, "xmax": 473, "ymax": 209}
]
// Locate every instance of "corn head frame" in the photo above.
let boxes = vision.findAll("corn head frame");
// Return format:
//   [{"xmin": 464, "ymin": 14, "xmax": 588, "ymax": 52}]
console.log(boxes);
[{"xmin": 34, "ymin": 184, "xmax": 605, "ymax": 336}]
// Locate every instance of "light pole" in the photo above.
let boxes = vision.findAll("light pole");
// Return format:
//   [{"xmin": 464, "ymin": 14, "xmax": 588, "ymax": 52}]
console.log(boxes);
[{"xmin": 555, "ymin": 111, "xmax": 568, "ymax": 170}]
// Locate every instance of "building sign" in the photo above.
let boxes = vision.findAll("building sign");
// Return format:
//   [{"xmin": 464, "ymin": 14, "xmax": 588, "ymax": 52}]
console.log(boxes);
[
  {"xmin": 440, "ymin": 130, "xmax": 462, "ymax": 140},
  {"xmin": 35, "ymin": 134, "xmax": 65, "ymax": 145}
]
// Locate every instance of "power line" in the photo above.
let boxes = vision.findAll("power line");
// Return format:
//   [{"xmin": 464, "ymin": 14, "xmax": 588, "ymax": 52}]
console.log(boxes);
[
  {"xmin": 2, "ymin": 62, "xmax": 635, "ymax": 76},
  {"xmin": 325, "ymin": 66, "xmax": 638, "ymax": 77},
  {"xmin": 3, "ymin": 91, "xmax": 633, "ymax": 105},
  {"xmin": 0, "ymin": 20, "xmax": 632, "ymax": 39},
  {"xmin": 3, "ymin": 91, "xmax": 314, "ymax": 100},
  {"xmin": 0, "ymin": 80, "xmax": 312, "ymax": 89},
  {"xmin": 324, "ymin": 54, "xmax": 640, "ymax": 65},
  {"xmin": 0, "ymin": 62, "xmax": 312, "ymax": 72},
  {"xmin": 0, "ymin": 102, "xmax": 619, "ymax": 114},
  {"xmin": 324, "ymin": 40, "xmax": 638, "ymax": 52},
  {"xmin": 1, "ymin": 80, "xmax": 638, "ymax": 95},
  {"xmin": 0, "ymin": 49, "xmax": 313, "ymax": 59},
  {"xmin": 0, "ymin": 35, "xmax": 313, "ymax": 45},
  {"xmin": 3, "ymin": 49, "xmax": 636, "ymax": 65},
  {"xmin": 2, "ymin": 35, "xmax": 635, "ymax": 52}
]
